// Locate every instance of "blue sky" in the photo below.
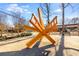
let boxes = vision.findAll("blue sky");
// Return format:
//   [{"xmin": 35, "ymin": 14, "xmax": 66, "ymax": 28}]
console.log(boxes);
[{"xmin": 0, "ymin": 3, "xmax": 79, "ymax": 27}]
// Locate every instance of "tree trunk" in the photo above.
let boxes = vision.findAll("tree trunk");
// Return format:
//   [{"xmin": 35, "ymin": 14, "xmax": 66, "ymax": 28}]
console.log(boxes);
[
  {"xmin": 46, "ymin": 3, "xmax": 50, "ymax": 24},
  {"xmin": 62, "ymin": 3, "xmax": 65, "ymax": 33}
]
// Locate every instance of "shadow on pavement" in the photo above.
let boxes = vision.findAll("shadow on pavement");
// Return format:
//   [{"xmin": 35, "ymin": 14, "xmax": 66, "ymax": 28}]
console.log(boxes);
[
  {"xmin": 0, "ymin": 40, "xmax": 55, "ymax": 56},
  {"xmin": 55, "ymin": 34, "xmax": 65, "ymax": 56},
  {"xmin": 0, "ymin": 36, "xmax": 33, "ymax": 46},
  {"xmin": 65, "ymin": 47, "xmax": 79, "ymax": 51}
]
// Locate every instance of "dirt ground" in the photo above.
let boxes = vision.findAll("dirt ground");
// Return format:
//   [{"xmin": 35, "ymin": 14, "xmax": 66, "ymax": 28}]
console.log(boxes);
[{"xmin": 0, "ymin": 33, "xmax": 79, "ymax": 56}]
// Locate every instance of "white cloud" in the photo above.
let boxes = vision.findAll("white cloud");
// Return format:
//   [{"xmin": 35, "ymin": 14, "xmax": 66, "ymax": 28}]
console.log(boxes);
[
  {"xmin": 27, "ymin": 11, "xmax": 31, "ymax": 13},
  {"xmin": 7, "ymin": 4, "xmax": 23, "ymax": 13},
  {"xmin": 21, "ymin": 5, "xmax": 30, "ymax": 8},
  {"xmin": 6, "ymin": 4, "xmax": 32, "ymax": 27},
  {"xmin": 54, "ymin": 9, "xmax": 62, "ymax": 13},
  {"xmin": 6, "ymin": 4, "xmax": 31, "ymax": 14},
  {"xmin": 9, "ymin": 4, "xmax": 18, "ymax": 7}
]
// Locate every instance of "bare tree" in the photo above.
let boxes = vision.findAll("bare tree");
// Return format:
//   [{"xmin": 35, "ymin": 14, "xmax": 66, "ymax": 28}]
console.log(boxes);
[
  {"xmin": 0, "ymin": 13, "xmax": 6, "ymax": 37},
  {"xmin": 71, "ymin": 17, "xmax": 79, "ymax": 24},
  {"xmin": 56, "ymin": 3, "xmax": 73, "ymax": 56},
  {"xmin": 62, "ymin": 3, "xmax": 65, "ymax": 33},
  {"xmin": 61, "ymin": 3, "xmax": 73, "ymax": 33},
  {"xmin": 40, "ymin": 3, "xmax": 53, "ymax": 24},
  {"xmin": 14, "ymin": 12, "xmax": 21, "ymax": 35}
]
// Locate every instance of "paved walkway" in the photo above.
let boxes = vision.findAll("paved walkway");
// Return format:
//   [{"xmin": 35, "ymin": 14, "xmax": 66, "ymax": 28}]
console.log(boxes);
[{"xmin": 0, "ymin": 34, "xmax": 79, "ymax": 56}]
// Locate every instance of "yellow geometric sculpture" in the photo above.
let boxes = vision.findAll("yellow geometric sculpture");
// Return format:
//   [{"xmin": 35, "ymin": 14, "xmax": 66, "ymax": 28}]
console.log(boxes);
[{"xmin": 24, "ymin": 8, "xmax": 58, "ymax": 48}]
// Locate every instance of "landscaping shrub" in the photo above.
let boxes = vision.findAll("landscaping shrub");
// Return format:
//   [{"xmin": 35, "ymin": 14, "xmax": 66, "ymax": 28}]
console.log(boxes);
[
  {"xmin": 0, "ymin": 36, "xmax": 7, "ymax": 41},
  {"xmin": 0, "ymin": 32, "xmax": 32, "ymax": 41},
  {"xmin": 20, "ymin": 32, "xmax": 32, "ymax": 37}
]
